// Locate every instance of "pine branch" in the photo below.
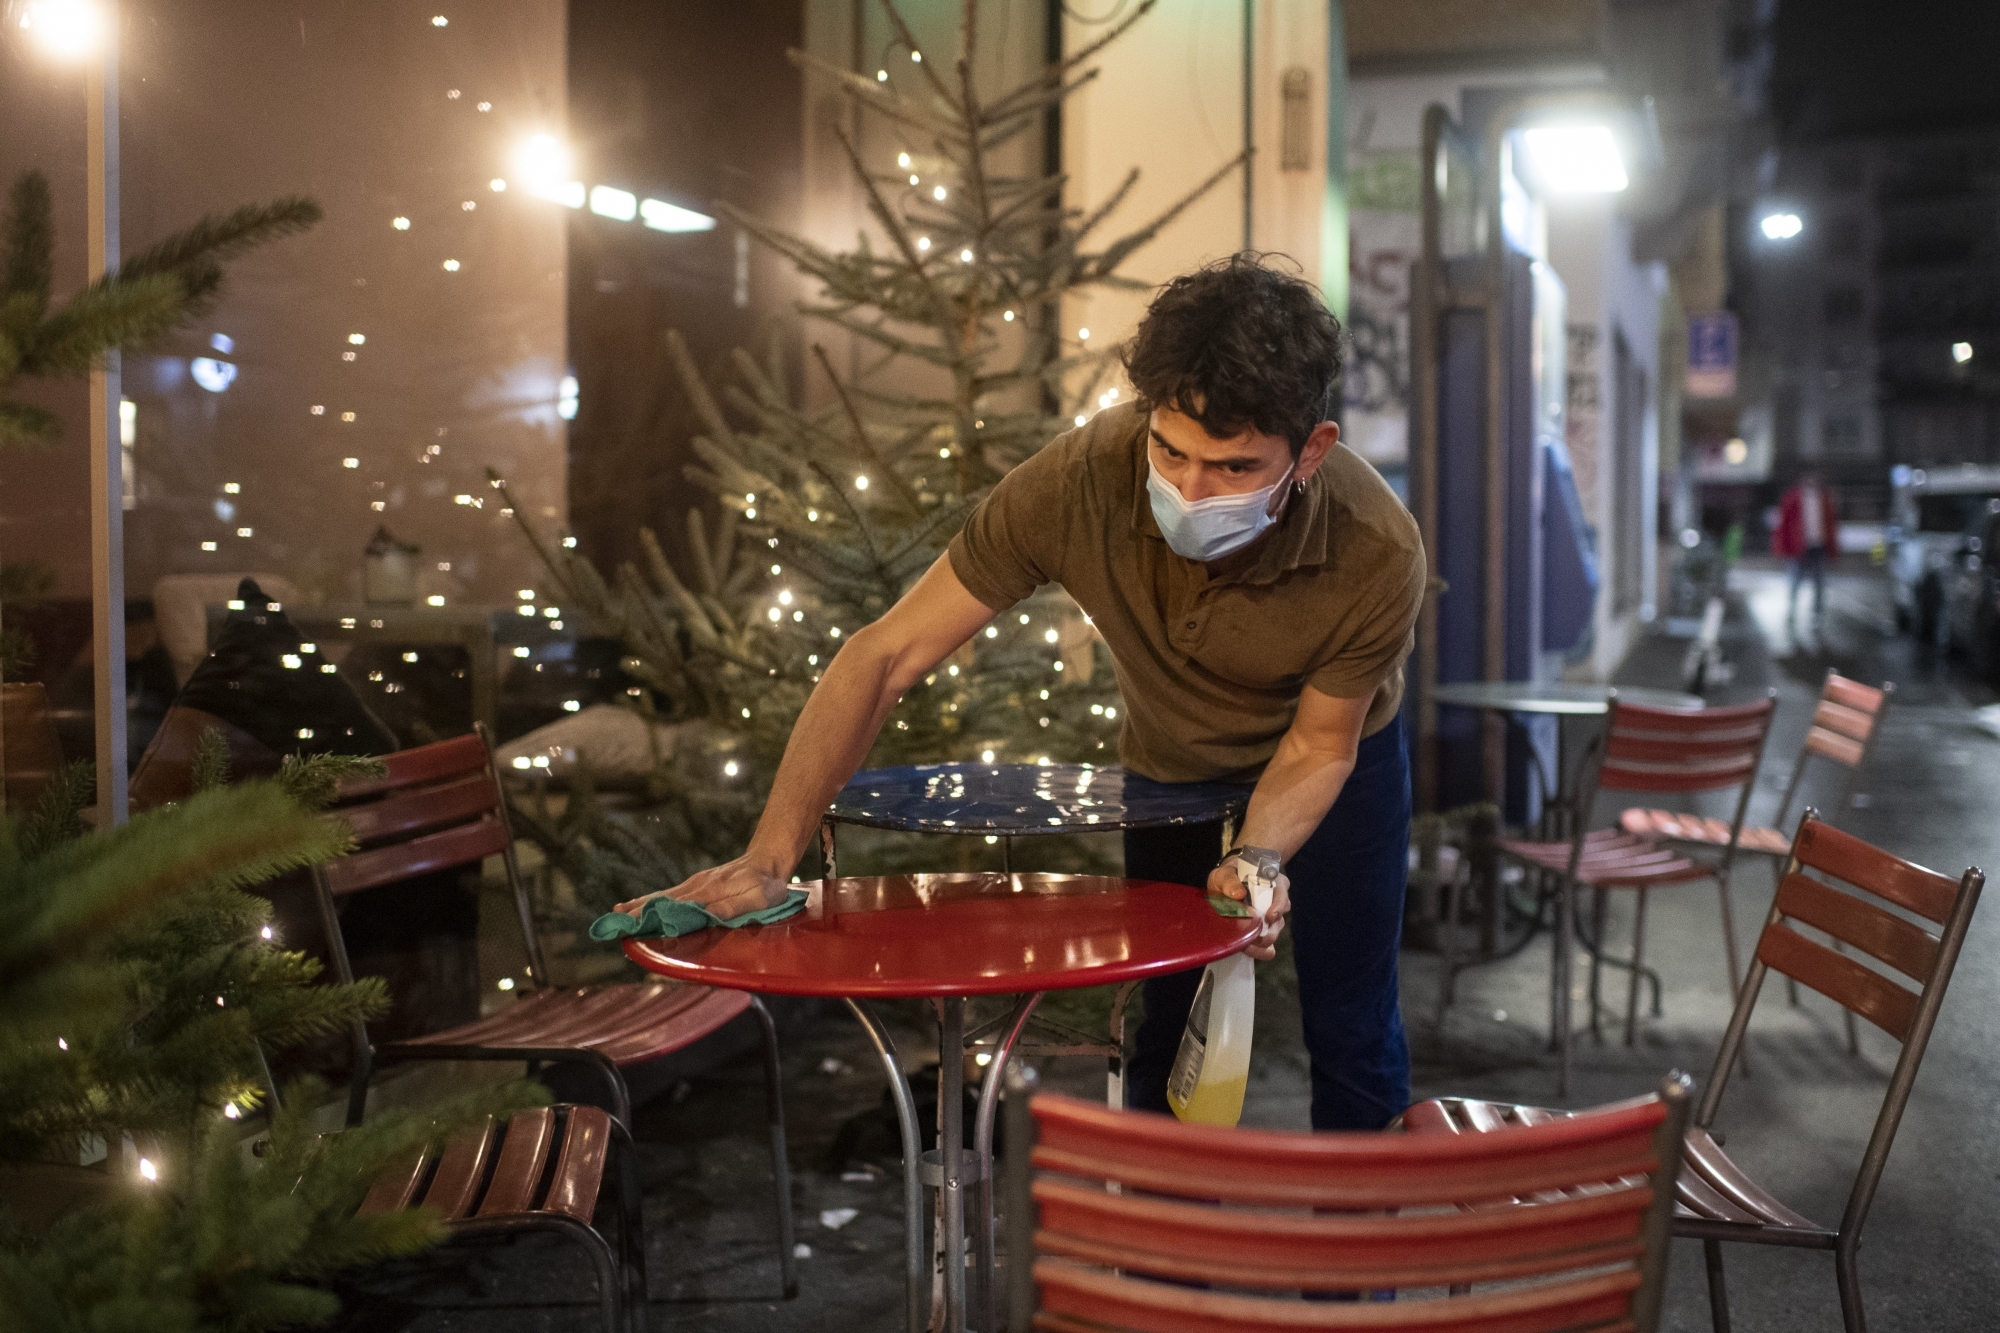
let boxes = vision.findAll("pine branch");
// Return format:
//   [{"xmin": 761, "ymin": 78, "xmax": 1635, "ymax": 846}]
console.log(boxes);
[
  {"xmin": 190, "ymin": 728, "xmax": 231, "ymax": 795},
  {"xmin": 110, "ymin": 196, "xmax": 323, "ymax": 313},
  {"xmin": 18, "ymin": 272, "xmax": 189, "ymax": 378}
]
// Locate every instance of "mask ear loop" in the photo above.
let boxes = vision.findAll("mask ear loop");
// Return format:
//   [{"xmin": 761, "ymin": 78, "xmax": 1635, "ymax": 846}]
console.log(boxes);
[{"xmin": 1264, "ymin": 459, "xmax": 1301, "ymax": 520}]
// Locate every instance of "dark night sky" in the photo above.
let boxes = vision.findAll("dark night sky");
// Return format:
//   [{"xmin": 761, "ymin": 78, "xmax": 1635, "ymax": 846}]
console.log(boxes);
[{"xmin": 1772, "ymin": 0, "xmax": 2000, "ymax": 139}]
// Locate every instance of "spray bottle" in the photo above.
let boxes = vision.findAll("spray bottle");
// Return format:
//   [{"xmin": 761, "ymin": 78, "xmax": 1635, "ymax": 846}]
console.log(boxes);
[{"xmin": 1166, "ymin": 849, "xmax": 1278, "ymax": 1126}]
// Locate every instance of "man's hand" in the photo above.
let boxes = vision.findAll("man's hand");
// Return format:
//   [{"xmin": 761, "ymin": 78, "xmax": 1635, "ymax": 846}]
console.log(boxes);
[
  {"xmin": 615, "ymin": 855, "xmax": 789, "ymax": 923},
  {"xmin": 1207, "ymin": 860, "xmax": 1290, "ymax": 961}
]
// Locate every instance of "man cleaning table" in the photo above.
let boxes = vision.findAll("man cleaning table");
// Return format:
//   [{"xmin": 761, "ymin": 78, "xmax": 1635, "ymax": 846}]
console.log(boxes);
[{"xmin": 617, "ymin": 254, "xmax": 1426, "ymax": 1131}]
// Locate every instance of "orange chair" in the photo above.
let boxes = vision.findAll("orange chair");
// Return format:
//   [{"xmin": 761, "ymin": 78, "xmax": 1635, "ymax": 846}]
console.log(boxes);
[
  {"xmin": 1620, "ymin": 670, "xmax": 1891, "ymax": 867},
  {"xmin": 1621, "ymin": 670, "xmax": 1893, "ymax": 1052},
  {"xmin": 1001, "ymin": 1067, "xmax": 1691, "ymax": 1333},
  {"xmin": 356, "ymin": 1104, "xmax": 643, "ymax": 1332},
  {"xmin": 1499, "ymin": 694, "xmax": 1778, "ymax": 1092},
  {"xmin": 309, "ymin": 726, "xmax": 797, "ymax": 1298},
  {"xmin": 1407, "ymin": 812, "xmax": 1984, "ymax": 1333}
]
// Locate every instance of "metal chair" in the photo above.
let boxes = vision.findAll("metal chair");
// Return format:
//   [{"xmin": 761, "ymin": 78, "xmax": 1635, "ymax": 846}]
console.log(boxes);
[
  {"xmin": 1499, "ymin": 694, "xmax": 1778, "ymax": 1093},
  {"xmin": 356, "ymin": 1103, "xmax": 644, "ymax": 1333},
  {"xmin": 309, "ymin": 725, "xmax": 797, "ymax": 1298},
  {"xmin": 1001, "ymin": 1067, "xmax": 1691, "ymax": 1333},
  {"xmin": 1620, "ymin": 669, "xmax": 1894, "ymax": 1053},
  {"xmin": 1619, "ymin": 671, "xmax": 1891, "ymax": 864},
  {"xmin": 1407, "ymin": 812, "xmax": 1984, "ymax": 1333}
]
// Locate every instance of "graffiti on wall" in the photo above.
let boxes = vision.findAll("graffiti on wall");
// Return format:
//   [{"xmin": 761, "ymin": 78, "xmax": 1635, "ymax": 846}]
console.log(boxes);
[{"xmin": 1345, "ymin": 148, "xmax": 1420, "ymax": 465}]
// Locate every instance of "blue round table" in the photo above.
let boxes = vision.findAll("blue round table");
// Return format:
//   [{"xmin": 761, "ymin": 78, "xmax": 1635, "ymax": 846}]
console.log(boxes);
[{"xmin": 822, "ymin": 761, "xmax": 1251, "ymax": 873}]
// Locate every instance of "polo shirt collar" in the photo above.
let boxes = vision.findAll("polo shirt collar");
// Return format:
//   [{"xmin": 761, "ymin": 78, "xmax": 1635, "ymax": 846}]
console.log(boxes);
[{"xmin": 1126, "ymin": 420, "xmax": 1333, "ymax": 585}]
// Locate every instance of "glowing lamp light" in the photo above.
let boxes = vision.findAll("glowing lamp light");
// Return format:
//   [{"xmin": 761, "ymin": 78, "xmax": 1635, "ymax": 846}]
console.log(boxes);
[
  {"xmin": 557, "ymin": 374, "xmax": 579, "ymax": 420},
  {"xmin": 898, "ymin": 152, "xmax": 912, "ymax": 168},
  {"xmin": 1760, "ymin": 212, "xmax": 1803, "ymax": 240},
  {"xmin": 723, "ymin": 760, "xmax": 741, "ymax": 777},
  {"xmin": 392, "ymin": 216, "xmax": 411, "ymax": 230},
  {"xmin": 201, "ymin": 541, "xmax": 217, "ymax": 551},
  {"xmin": 18, "ymin": 0, "xmax": 102, "ymax": 61},
  {"xmin": 933, "ymin": 185, "xmax": 947, "ymax": 201},
  {"xmin": 138, "ymin": 1157, "xmax": 158, "ymax": 1182},
  {"xmin": 348, "ymin": 333, "xmax": 366, "ymax": 345},
  {"xmin": 1521, "ymin": 124, "xmax": 1629, "ymax": 193},
  {"xmin": 854, "ymin": 475, "xmax": 870, "ymax": 491},
  {"xmin": 427, "ymin": 595, "xmax": 446, "ymax": 607},
  {"xmin": 431, "ymin": 14, "xmax": 448, "ymax": 27},
  {"xmin": 589, "ymin": 185, "xmax": 638, "ymax": 221},
  {"xmin": 877, "ymin": 69, "xmax": 888, "ymax": 81},
  {"xmin": 497, "ymin": 977, "xmax": 516, "ymax": 991},
  {"xmin": 516, "ymin": 132, "xmax": 574, "ymax": 194},
  {"xmin": 190, "ymin": 357, "xmax": 237, "ymax": 393},
  {"xmin": 224, "ymin": 1103, "xmax": 240, "ymax": 1120},
  {"xmin": 639, "ymin": 198, "xmax": 717, "ymax": 233},
  {"xmin": 1723, "ymin": 438, "xmax": 1749, "ymax": 466},
  {"xmin": 441, "ymin": 258, "xmax": 461, "ymax": 271},
  {"xmin": 1953, "ymin": 341, "xmax": 1974, "ymax": 364},
  {"xmin": 563, "ymin": 700, "xmax": 581, "ymax": 712}
]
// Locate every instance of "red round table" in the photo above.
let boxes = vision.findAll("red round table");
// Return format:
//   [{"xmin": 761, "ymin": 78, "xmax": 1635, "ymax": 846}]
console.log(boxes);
[{"xmin": 623, "ymin": 872, "xmax": 1257, "ymax": 1333}]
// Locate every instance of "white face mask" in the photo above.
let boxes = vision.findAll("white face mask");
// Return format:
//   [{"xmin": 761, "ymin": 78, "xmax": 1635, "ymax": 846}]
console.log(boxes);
[{"xmin": 1146, "ymin": 452, "xmax": 1296, "ymax": 562}]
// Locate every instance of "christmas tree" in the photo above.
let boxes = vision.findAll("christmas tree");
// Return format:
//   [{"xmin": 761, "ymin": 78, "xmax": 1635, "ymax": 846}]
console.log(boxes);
[
  {"xmin": 0, "ymin": 172, "xmax": 540, "ymax": 1330},
  {"xmin": 497, "ymin": 0, "xmax": 1242, "ymax": 905},
  {"xmin": 0, "ymin": 752, "xmax": 545, "ymax": 1331}
]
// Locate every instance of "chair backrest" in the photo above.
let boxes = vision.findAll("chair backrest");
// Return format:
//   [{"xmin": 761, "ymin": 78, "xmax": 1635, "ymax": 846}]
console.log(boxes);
[
  {"xmin": 309, "ymin": 724, "xmax": 548, "ymax": 992},
  {"xmin": 1769, "ymin": 670, "xmax": 1894, "ymax": 833},
  {"xmin": 1004, "ymin": 1071, "xmax": 1691, "ymax": 1333},
  {"xmin": 1697, "ymin": 811, "xmax": 1982, "ymax": 1238},
  {"xmin": 1591, "ymin": 694, "xmax": 1777, "ymax": 798}
]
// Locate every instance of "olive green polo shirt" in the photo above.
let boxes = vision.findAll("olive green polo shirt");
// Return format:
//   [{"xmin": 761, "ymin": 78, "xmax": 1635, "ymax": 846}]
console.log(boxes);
[{"xmin": 947, "ymin": 402, "xmax": 1426, "ymax": 784}]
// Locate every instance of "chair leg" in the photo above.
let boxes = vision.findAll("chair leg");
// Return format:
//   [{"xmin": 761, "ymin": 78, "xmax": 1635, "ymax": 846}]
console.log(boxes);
[
  {"xmin": 1588, "ymin": 887, "xmax": 1607, "ymax": 1046},
  {"xmin": 1555, "ymin": 879, "xmax": 1575, "ymax": 1100},
  {"xmin": 750, "ymin": 996, "xmax": 798, "ymax": 1300},
  {"xmin": 1703, "ymin": 1238, "xmax": 1732, "ymax": 1333},
  {"xmin": 1438, "ymin": 864, "xmax": 1463, "ymax": 1024},
  {"xmin": 1836, "ymin": 1240, "xmax": 1868, "ymax": 1333},
  {"xmin": 1716, "ymin": 872, "xmax": 1745, "ymax": 999},
  {"xmin": 610, "ymin": 1119, "xmax": 649, "ymax": 1333},
  {"xmin": 345, "ymin": 1047, "xmax": 373, "ymax": 1128},
  {"xmin": 1625, "ymin": 889, "xmax": 1650, "ymax": 1046}
]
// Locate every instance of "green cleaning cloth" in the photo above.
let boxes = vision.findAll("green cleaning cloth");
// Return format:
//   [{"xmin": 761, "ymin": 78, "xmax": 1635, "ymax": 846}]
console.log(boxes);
[
  {"xmin": 590, "ymin": 889, "xmax": 810, "ymax": 942},
  {"xmin": 1206, "ymin": 892, "xmax": 1254, "ymax": 918}
]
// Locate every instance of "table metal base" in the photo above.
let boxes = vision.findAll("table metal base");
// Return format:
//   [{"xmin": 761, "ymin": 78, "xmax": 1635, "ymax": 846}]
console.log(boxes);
[{"xmin": 844, "ymin": 993, "xmax": 1042, "ymax": 1333}]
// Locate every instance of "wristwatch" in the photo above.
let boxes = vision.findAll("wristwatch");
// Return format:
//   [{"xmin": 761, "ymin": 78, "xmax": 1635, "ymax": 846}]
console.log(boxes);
[{"xmin": 1220, "ymin": 844, "xmax": 1282, "ymax": 885}]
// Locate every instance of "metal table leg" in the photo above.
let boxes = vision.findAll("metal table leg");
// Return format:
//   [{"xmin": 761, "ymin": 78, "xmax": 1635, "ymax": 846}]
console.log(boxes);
[
  {"xmin": 844, "ymin": 999, "xmax": 926, "ymax": 1333},
  {"xmin": 939, "ymin": 998, "xmax": 967, "ymax": 1331},
  {"xmin": 972, "ymin": 994, "xmax": 1041, "ymax": 1333}
]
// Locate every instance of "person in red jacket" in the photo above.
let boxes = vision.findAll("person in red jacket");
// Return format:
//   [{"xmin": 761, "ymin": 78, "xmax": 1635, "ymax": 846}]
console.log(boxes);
[{"xmin": 1774, "ymin": 471, "xmax": 1839, "ymax": 621}]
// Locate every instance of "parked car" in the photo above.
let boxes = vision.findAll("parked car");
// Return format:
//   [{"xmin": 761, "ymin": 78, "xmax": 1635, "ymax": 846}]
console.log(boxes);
[
  {"xmin": 1942, "ymin": 502, "xmax": 2000, "ymax": 678},
  {"xmin": 1890, "ymin": 463, "xmax": 2000, "ymax": 640}
]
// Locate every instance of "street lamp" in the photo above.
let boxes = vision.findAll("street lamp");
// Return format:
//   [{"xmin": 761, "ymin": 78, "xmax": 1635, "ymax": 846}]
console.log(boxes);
[
  {"xmin": 16, "ymin": 0, "xmax": 102, "ymax": 59},
  {"xmin": 1760, "ymin": 212, "xmax": 1803, "ymax": 240},
  {"xmin": 19, "ymin": 0, "xmax": 126, "ymax": 823},
  {"xmin": 1519, "ymin": 124, "xmax": 1630, "ymax": 194}
]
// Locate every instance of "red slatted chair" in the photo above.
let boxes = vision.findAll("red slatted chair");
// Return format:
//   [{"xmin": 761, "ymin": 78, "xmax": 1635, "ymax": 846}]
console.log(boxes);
[
  {"xmin": 1499, "ymin": 693, "xmax": 1777, "ymax": 1093},
  {"xmin": 1622, "ymin": 670, "xmax": 1893, "ymax": 1053},
  {"xmin": 1405, "ymin": 812, "xmax": 1983, "ymax": 1333},
  {"xmin": 1620, "ymin": 671, "xmax": 1890, "ymax": 863},
  {"xmin": 999, "ymin": 1067, "xmax": 1691, "ymax": 1333},
  {"xmin": 355, "ymin": 1103, "xmax": 643, "ymax": 1332},
  {"xmin": 310, "ymin": 725, "xmax": 797, "ymax": 1298}
]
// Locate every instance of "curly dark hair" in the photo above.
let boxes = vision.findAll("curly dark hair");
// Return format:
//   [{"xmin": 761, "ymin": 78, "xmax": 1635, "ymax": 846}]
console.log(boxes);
[{"xmin": 1120, "ymin": 253, "xmax": 1343, "ymax": 455}]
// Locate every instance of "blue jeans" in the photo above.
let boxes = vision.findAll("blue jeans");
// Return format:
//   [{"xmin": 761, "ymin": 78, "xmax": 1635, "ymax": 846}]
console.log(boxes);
[
  {"xmin": 1123, "ymin": 714, "xmax": 1412, "ymax": 1130},
  {"xmin": 1789, "ymin": 546, "xmax": 1827, "ymax": 618}
]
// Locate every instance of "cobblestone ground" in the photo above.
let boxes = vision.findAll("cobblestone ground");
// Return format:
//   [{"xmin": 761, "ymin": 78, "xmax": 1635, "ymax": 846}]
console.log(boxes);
[{"xmin": 338, "ymin": 559, "xmax": 2000, "ymax": 1332}]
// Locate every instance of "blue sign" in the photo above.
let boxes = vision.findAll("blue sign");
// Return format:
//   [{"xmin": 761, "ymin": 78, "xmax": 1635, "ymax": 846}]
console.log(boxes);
[{"xmin": 1686, "ymin": 312, "xmax": 1738, "ymax": 398}]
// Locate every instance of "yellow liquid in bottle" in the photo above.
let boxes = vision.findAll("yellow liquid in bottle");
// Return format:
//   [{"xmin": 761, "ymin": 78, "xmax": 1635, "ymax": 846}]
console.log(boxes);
[{"xmin": 1167, "ymin": 1072, "xmax": 1248, "ymax": 1127}]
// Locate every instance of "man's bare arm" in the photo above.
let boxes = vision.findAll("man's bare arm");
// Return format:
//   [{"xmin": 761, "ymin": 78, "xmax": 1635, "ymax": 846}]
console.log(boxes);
[
  {"xmin": 616, "ymin": 555, "xmax": 999, "ymax": 920},
  {"xmin": 1209, "ymin": 685, "xmax": 1371, "ymax": 959}
]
